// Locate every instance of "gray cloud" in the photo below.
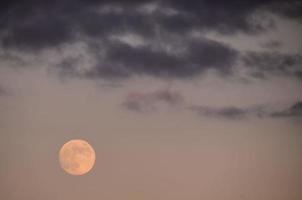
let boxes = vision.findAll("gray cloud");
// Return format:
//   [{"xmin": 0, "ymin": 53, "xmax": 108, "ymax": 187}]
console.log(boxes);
[
  {"xmin": 242, "ymin": 51, "xmax": 302, "ymax": 80},
  {"xmin": 271, "ymin": 102, "xmax": 302, "ymax": 118},
  {"xmin": 269, "ymin": 1, "xmax": 302, "ymax": 22},
  {"xmin": 0, "ymin": 0, "xmax": 301, "ymax": 81},
  {"xmin": 1, "ymin": 1, "xmax": 300, "ymax": 51},
  {"xmin": 260, "ymin": 40, "xmax": 282, "ymax": 49},
  {"xmin": 79, "ymin": 38, "xmax": 238, "ymax": 79},
  {"xmin": 0, "ymin": 1, "xmax": 271, "ymax": 50},
  {"xmin": 122, "ymin": 89, "xmax": 302, "ymax": 121},
  {"xmin": 122, "ymin": 89, "xmax": 184, "ymax": 112},
  {"xmin": 189, "ymin": 106, "xmax": 249, "ymax": 120},
  {"xmin": 190, "ymin": 102, "xmax": 302, "ymax": 120}
]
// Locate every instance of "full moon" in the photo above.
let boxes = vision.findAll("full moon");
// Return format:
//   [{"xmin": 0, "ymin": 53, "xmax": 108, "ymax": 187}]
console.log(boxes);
[{"xmin": 59, "ymin": 139, "xmax": 96, "ymax": 175}]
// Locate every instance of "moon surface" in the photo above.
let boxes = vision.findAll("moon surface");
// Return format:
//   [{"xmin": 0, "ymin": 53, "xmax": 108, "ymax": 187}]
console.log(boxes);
[{"xmin": 59, "ymin": 139, "xmax": 96, "ymax": 175}]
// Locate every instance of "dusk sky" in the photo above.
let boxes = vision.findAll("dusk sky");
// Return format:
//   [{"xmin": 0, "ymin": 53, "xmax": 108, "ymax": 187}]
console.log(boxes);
[{"xmin": 0, "ymin": 1, "xmax": 302, "ymax": 200}]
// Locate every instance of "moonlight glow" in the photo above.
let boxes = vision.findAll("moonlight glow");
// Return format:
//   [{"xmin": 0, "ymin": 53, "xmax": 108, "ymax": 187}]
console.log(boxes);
[{"xmin": 59, "ymin": 139, "xmax": 96, "ymax": 176}]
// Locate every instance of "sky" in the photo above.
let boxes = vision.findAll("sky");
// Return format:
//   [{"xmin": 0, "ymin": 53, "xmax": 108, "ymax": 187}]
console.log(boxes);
[{"xmin": 0, "ymin": 1, "xmax": 302, "ymax": 200}]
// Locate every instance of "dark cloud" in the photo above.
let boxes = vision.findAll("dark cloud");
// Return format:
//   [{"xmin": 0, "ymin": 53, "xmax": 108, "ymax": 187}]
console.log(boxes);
[
  {"xmin": 269, "ymin": 1, "xmax": 302, "ymax": 21},
  {"xmin": 163, "ymin": 0, "xmax": 276, "ymax": 34},
  {"xmin": 0, "ymin": 0, "xmax": 301, "ymax": 51},
  {"xmin": 0, "ymin": 0, "xmax": 152, "ymax": 51},
  {"xmin": 189, "ymin": 103, "xmax": 302, "ymax": 120},
  {"xmin": 0, "ymin": 0, "xmax": 301, "ymax": 80},
  {"xmin": 79, "ymin": 38, "xmax": 238, "ymax": 79},
  {"xmin": 190, "ymin": 102, "xmax": 302, "ymax": 120},
  {"xmin": 189, "ymin": 105, "xmax": 249, "ymax": 120},
  {"xmin": 122, "ymin": 89, "xmax": 184, "ymax": 112},
  {"xmin": 260, "ymin": 40, "xmax": 282, "ymax": 49},
  {"xmin": 242, "ymin": 51, "xmax": 302, "ymax": 80},
  {"xmin": 271, "ymin": 102, "xmax": 302, "ymax": 118}
]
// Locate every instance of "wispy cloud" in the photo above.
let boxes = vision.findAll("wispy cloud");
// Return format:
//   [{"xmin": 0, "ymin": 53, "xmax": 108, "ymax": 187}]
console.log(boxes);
[
  {"xmin": 122, "ymin": 89, "xmax": 184, "ymax": 112},
  {"xmin": 190, "ymin": 102, "xmax": 302, "ymax": 120},
  {"xmin": 122, "ymin": 89, "xmax": 302, "ymax": 121},
  {"xmin": 189, "ymin": 106, "xmax": 249, "ymax": 120},
  {"xmin": 271, "ymin": 102, "xmax": 302, "ymax": 118}
]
